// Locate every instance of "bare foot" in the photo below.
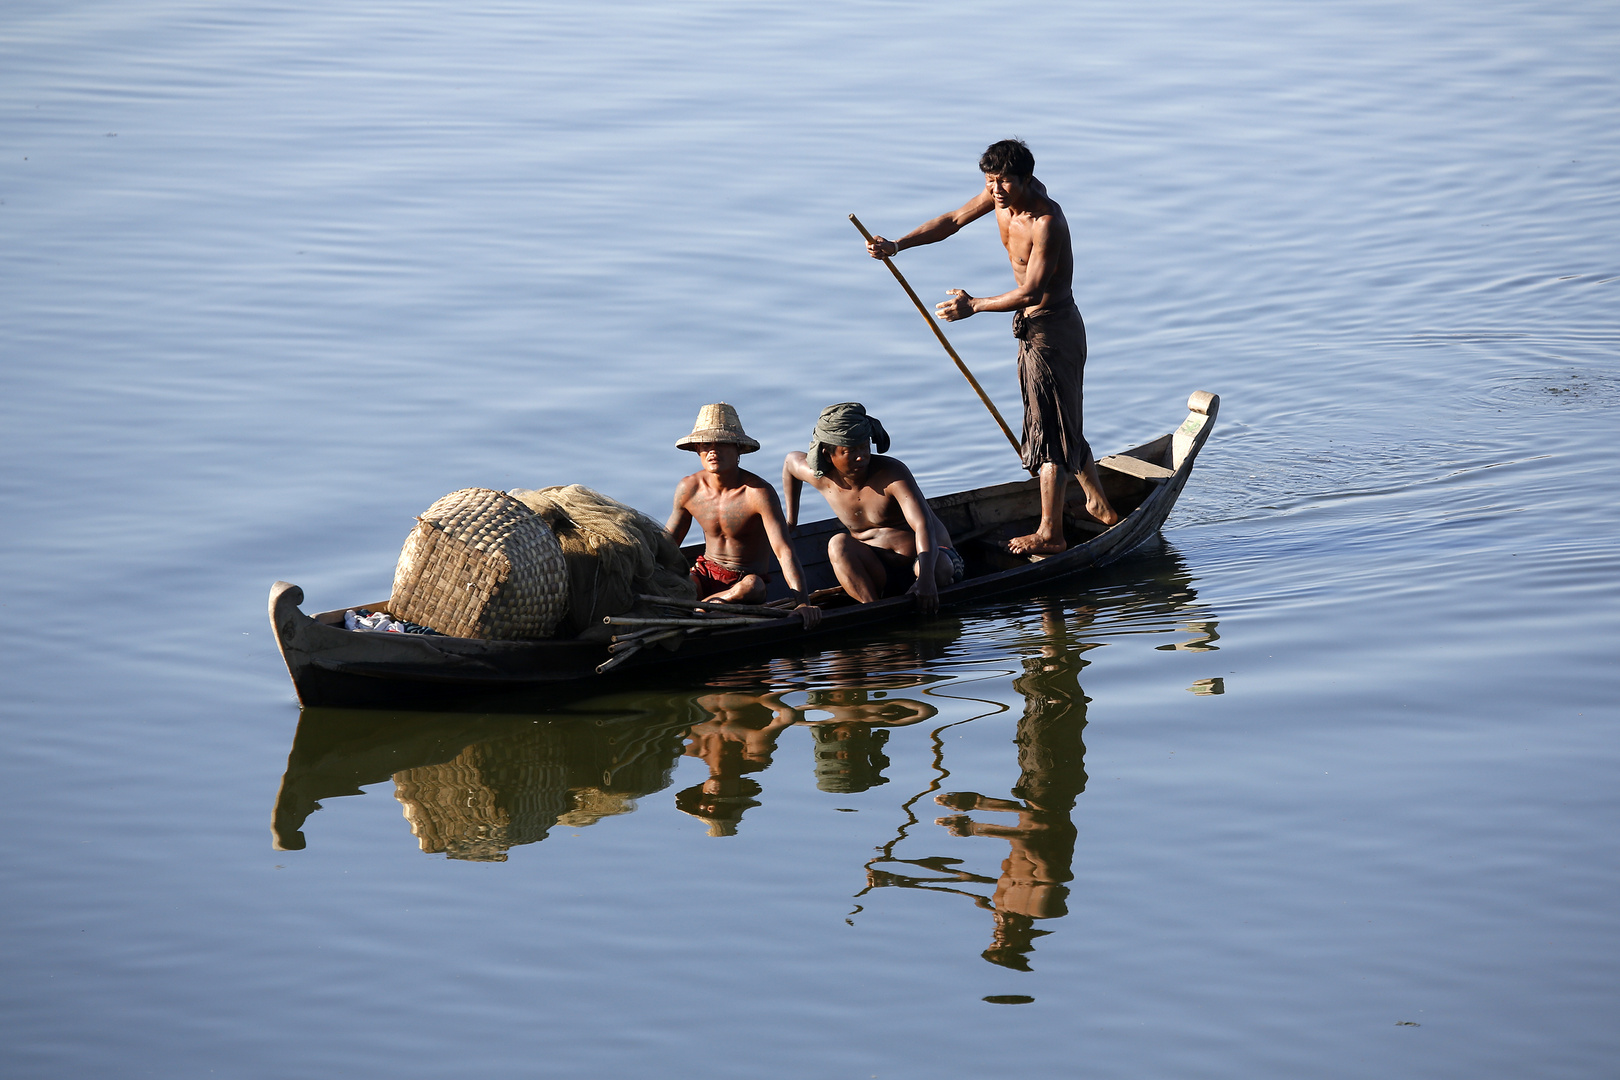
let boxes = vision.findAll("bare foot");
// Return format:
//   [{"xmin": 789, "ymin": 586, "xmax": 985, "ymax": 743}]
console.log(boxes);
[
  {"xmin": 1084, "ymin": 499, "xmax": 1121, "ymax": 527},
  {"xmin": 1007, "ymin": 532, "xmax": 1067, "ymax": 555},
  {"xmin": 935, "ymin": 814, "xmax": 977, "ymax": 836},
  {"xmin": 935, "ymin": 791, "xmax": 980, "ymax": 811}
]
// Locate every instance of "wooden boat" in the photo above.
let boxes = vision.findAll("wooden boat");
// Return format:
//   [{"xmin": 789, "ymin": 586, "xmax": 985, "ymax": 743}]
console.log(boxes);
[{"xmin": 270, "ymin": 391, "xmax": 1218, "ymax": 708}]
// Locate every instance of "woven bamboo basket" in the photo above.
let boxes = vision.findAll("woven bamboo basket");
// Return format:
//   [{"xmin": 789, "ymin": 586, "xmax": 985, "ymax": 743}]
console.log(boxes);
[{"xmin": 389, "ymin": 488, "xmax": 569, "ymax": 639}]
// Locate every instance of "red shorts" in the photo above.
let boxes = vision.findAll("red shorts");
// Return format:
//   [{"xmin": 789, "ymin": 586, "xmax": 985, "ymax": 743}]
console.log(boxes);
[{"xmin": 690, "ymin": 553, "xmax": 746, "ymax": 599}]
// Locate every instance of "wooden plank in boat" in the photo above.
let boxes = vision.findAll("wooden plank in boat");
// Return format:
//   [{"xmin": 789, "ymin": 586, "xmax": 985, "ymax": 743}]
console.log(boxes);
[{"xmin": 1097, "ymin": 454, "xmax": 1175, "ymax": 481}]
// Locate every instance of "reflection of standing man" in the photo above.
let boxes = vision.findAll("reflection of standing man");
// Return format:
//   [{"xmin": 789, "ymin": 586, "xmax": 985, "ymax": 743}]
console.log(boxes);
[
  {"xmin": 935, "ymin": 610, "xmax": 1089, "ymax": 969},
  {"xmin": 866, "ymin": 139, "xmax": 1118, "ymax": 554}
]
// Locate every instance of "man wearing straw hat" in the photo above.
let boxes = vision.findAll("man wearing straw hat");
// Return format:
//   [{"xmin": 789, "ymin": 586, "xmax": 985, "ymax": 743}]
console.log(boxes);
[
  {"xmin": 782, "ymin": 402, "xmax": 962, "ymax": 616},
  {"xmin": 864, "ymin": 139, "xmax": 1119, "ymax": 554},
  {"xmin": 668, "ymin": 403, "xmax": 822, "ymax": 628}
]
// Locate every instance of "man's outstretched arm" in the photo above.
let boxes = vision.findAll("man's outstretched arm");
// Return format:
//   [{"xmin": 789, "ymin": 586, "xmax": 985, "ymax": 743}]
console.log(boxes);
[{"xmin": 865, "ymin": 190, "xmax": 995, "ymax": 259}]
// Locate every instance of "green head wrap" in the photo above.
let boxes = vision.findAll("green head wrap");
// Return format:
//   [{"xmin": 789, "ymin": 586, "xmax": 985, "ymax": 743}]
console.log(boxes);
[{"xmin": 807, "ymin": 402, "xmax": 890, "ymax": 478}]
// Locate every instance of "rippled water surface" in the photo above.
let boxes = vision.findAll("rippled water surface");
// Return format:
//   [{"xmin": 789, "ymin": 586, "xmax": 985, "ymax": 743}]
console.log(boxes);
[{"xmin": 3, "ymin": 1, "xmax": 1617, "ymax": 1077}]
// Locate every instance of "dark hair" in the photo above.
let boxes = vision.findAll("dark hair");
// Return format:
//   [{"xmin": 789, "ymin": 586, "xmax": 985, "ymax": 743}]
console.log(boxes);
[{"xmin": 979, "ymin": 138, "xmax": 1034, "ymax": 179}]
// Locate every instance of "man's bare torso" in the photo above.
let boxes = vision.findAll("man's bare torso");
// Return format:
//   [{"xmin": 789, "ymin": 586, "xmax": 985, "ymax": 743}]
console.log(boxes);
[
  {"xmin": 676, "ymin": 470, "xmax": 776, "ymax": 571},
  {"xmin": 998, "ymin": 188, "xmax": 1075, "ymax": 315},
  {"xmin": 687, "ymin": 693, "xmax": 794, "ymax": 767},
  {"xmin": 809, "ymin": 456, "xmax": 952, "ymax": 557}
]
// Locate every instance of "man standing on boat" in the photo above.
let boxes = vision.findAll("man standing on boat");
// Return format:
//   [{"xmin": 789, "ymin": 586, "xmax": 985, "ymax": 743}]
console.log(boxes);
[{"xmin": 866, "ymin": 139, "xmax": 1118, "ymax": 555}]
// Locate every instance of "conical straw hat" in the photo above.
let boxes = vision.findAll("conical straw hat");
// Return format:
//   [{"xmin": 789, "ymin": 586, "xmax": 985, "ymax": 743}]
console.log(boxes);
[{"xmin": 675, "ymin": 402, "xmax": 760, "ymax": 453}]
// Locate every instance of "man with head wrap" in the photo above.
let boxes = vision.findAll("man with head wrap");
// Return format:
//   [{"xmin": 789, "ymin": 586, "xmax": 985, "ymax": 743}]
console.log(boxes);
[{"xmin": 782, "ymin": 402, "xmax": 964, "ymax": 615}]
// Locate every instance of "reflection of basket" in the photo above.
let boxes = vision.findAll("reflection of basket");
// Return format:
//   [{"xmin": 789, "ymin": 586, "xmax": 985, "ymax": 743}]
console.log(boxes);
[{"xmin": 390, "ymin": 488, "xmax": 568, "ymax": 639}]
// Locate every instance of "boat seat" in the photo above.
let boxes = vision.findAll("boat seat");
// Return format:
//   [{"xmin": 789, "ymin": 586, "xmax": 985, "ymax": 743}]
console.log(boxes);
[{"xmin": 1097, "ymin": 454, "xmax": 1175, "ymax": 481}]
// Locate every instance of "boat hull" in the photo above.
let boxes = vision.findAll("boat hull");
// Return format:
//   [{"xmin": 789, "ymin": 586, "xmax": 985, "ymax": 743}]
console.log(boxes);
[{"xmin": 270, "ymin": 392, "xmax": 1218, "ymax": 707}]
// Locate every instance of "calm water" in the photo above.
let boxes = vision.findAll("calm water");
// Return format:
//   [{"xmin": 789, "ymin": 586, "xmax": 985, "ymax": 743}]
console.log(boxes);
[{"xmin": 3, "ymin": 1, "xmax": 1618, "ymax": 1076}]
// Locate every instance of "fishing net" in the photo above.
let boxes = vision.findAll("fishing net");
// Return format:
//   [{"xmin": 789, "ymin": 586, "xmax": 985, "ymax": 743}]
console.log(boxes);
[{"xmin": 509, "ymin": 484, "xmax": 694, "ymax": 639}]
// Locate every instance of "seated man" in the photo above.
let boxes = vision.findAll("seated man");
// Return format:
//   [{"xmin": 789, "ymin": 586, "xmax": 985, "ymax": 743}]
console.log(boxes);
[
  {"xmin": 667, "ymin": 403, "xmax": 821, "ymax": 628},
  {"xmin": 782, "ymin": 402, "xmax": 963, "ymax": 615}
]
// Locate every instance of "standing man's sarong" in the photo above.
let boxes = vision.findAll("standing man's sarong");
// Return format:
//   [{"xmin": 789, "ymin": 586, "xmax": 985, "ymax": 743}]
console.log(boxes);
[{"xmin": 1012, "ymin": 301, "xmax": 1090, "ymax": 476}]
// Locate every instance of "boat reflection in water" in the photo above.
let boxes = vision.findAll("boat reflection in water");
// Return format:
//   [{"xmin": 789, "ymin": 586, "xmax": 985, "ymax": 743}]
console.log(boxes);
[
  {"xmin": 272, "ymin": 636, "xmax": 952, "ymax": 856},
  {"xmin": 273, "ymin": 540, "xmax": 1217, "ymax": 969},
  {"xmin": 272, "ymin": 699, "xmax": 697, "ymax": 859}
]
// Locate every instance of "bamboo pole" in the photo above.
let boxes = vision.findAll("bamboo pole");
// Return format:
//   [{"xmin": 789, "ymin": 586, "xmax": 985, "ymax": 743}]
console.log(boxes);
[
  {"xmin": 604, "ymin": 615, "xmax": 772, "ymax": 629},
  {"xmin": 848, "ymin": 213, "xmax": 1022, "ymax": 454},
  {"xmin": 609, "ymin": 627, "xmax": 663, "ymax": 647},
  {"xmin": 609, "ymin": 628, "xmax": 685, "ymax": 653},
  {"xmin": 636, "ymin": 594, "xmax": 796, "ymax": 619},
  {"xmin": 596, "ymin": 646, "xmax": 642, "ymax": 673}
]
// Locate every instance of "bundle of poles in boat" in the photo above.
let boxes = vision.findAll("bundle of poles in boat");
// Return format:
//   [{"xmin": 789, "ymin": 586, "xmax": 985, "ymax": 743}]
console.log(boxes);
[{"xmin": 594, "ymin": 594, "xmax": 799, "ymax": 673}]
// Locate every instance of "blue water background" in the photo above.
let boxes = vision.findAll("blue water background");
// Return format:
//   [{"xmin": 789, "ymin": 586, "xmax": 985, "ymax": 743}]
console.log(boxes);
[{"xmin": 2, "ymin": 1, "xmax": 1617, "ymax": 1076}]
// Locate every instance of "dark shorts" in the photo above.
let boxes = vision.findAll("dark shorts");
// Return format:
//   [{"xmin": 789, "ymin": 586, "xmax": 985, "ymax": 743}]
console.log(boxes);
[
  {"xmin": 1013, "ymin": 302, "xmax": 1092, "ymax": 476},
  {"xmin": 874, "ymin": 545, "xmax": 965, "ymax": 596},
  {"xmin": 690, "ymin": 553, "xmax": 746, "ymax": 599}
]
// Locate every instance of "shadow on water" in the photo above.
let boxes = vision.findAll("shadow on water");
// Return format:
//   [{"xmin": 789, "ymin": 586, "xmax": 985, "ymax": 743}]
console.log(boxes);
[{"xmin": 273, "ymin": 541, "xmax": 1214, "ymax": 895}]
